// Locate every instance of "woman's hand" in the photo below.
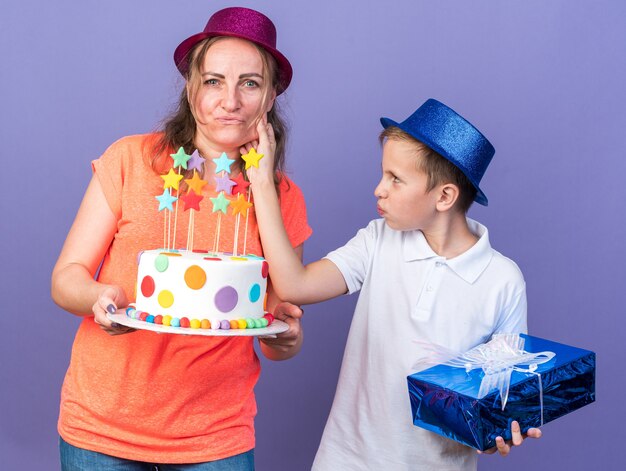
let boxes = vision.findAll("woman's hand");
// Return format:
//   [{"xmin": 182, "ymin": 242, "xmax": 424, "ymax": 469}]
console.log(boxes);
[
  {"xmin": 258, "ymin": 302, "xmax": 304, "ymax": 360},
  {"xmin": 241, "ymin": 115, "xmax": 276, "ymax": 187},
  {"xmin": 93, "ymin": 285, "xmax": 135, "ymax": 336},
  {"xmin": 478, "ymin": 420, "xmax": 542, "ymax": 457}
]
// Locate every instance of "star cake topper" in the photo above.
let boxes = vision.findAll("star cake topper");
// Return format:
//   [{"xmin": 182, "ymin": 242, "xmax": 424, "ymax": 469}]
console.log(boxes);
[
  {"xmin": 187, "ymin": 150, "xmax": 205, "ymax": 172},
  {"xmin": 213, "ymin": 152, "xmax": 236, "ymax": 174},
  {"xmin": 210, "ymin": 192, "xmax": 231, "ymax": 214},
  {"xmin": 161, "ymin": 168, "xmax": 184, "ymax": 190},
  {"xmin": 185, "ymin": 171, "xmax": 208, "ymax": 195},
  {"xmin": 214, "ymin": 174, "xmax": 236, "ymax": 195},
  {"xmin": 241, "ymin": 148, "xmax": 264, "ymax": 169},
  {"xmin": 231, "ymin": 172, "xmax": 251, "ymax": 195},
  {"xmin": 230, "ymin": 193, "xmax": 254, "ymax": 217},
  {"xmin": 180, "ymin": 191, "xmax": 204, "ymax": 211},
  {"xmin": 155, "ymin": 189, "xmax": 178, "ymax": 211},
  {"xmin": 170, "ymin": 147, "xmax": 192, "ymax": 169}
]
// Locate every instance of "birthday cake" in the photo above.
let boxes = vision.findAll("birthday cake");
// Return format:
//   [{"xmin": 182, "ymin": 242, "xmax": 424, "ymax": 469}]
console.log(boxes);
[
  {"xmin": 121, "ymin": 146, "xmax": 276, "ymax": 332},
  {"xmin": 127, "ymin": 249, "xmax": 274, "ymax": 330}
]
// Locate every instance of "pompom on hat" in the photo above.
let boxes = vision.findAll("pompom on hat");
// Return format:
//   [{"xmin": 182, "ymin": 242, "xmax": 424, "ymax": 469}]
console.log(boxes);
[
  {"xmin": 174, "ymin": 7, "xmax": 293, "ymax": 94},
  {"xmin": 380, "ymin": 99, "xmax": 495, "ymax": 206}
]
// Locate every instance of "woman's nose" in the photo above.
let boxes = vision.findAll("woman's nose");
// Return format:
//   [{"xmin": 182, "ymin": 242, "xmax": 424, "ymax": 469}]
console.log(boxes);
[{"xmin": 221, "ymin": 86, "xmax": 240, "ymax": 112}]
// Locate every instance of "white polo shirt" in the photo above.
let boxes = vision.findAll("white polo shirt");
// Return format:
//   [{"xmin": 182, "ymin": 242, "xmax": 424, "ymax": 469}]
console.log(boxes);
[{"xmin": 312, "ymin": 218, "xmax": 527, "ymax": 471}]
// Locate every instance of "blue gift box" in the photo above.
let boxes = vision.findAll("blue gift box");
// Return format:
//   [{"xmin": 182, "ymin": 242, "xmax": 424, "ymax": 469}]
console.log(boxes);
[{"xmin": 407, "ymin": 334, "xmax": 595, "ymax": 451}]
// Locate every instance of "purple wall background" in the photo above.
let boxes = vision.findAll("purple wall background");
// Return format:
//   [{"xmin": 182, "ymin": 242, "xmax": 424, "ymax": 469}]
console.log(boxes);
[{"xmin": 1, "ymin": 0, "xmax": 624, "ymax": 469}]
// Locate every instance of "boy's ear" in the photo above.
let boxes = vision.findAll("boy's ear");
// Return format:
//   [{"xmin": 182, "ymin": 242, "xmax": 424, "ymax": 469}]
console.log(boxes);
[{"xmin": 436, "ymin": 183, "xmax": 459, "ymax": 212}]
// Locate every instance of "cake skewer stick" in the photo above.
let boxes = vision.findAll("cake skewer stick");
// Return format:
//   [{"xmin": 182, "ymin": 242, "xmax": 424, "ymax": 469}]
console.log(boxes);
[
  {"xmin": 210, "ymin": 191, "xmax": 230, "ymax": 253},
  {"xmin": 243, "ymin": 190, "xmax": 252, "ymax": 256},
  {"xmin": 231, "ymin": 193, "xmax": 253, "ymax": 256},
  {"xmin": 180, "ymin": 190, "xmax": 203, "ymax": 250},
  {"xmin": 240, "ymin": 147, "xmax": 264, "ymax": 256},
  {"xmin": 186, "ymin": 150, "xmax": 206, "ymax": 252},
  {"xmin": 211, "ymin": 153, "xmax": 236, "ymax": 254},
  {"xmin": 183, "ymin": 169, "xmax": 207, "ymax": 251},
  {"xmin": 155, "ymin": 188, "xmax": 178, "ymax": 249},
  {"xmin": 169, "ymin": 147, "xmax": 191, "ymax": 251},
  {"xmin": 160, "ymin": 169, "xmax": 184, "ymax": 250},
  {"xmin": 233, "ymin": 172, "xmax": 250, "ymax": 255}
]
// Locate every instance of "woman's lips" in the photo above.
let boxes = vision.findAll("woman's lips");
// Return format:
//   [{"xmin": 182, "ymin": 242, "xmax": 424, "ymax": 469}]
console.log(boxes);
[{"xmin": 216, "ymin": 117, "xmax": 244, "ymax": 125}]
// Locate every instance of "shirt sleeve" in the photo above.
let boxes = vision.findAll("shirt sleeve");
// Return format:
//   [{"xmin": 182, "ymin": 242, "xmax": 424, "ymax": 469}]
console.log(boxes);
[
  {"xmin": 91, "ymin": 137, "xmax": 132, "ymax": 220},
  {"xmin": 493, "ymin": 282, "xmax": 528, "ymax": 335},
  {"xmin": 278, "ymin": 176, "xmax": 313, "ymax": 248},
  {"xmin": 324, "ymin": 219, "xmax": 379, "ymax": 295}
]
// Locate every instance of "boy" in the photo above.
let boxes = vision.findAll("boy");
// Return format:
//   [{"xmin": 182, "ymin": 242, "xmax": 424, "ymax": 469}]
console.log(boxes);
[{"xmin": 248, "ymin": 99, "xmax": 540, "ymax": 470}]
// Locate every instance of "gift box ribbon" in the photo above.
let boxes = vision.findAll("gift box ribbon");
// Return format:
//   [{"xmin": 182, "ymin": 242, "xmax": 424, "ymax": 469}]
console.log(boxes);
[{"xmin": 413, "ymin": 334, "xmax": 555, "ymax": 424}]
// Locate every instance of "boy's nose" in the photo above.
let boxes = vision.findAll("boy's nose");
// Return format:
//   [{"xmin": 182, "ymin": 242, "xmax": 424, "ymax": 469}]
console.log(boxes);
[{"xmin": 374, "ymin": 181, "xmax": 386, "ymax": 198}]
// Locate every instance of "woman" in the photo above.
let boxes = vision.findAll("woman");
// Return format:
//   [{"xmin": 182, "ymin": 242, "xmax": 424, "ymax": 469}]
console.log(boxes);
[{"xmin": 51, "ymin": 7, "xmax": 311, "ymax": 470}]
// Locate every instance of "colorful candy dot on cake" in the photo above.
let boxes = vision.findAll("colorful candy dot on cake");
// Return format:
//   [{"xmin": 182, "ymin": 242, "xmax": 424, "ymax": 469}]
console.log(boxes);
[
  {"xmin": 158, "ymin": 290, "xmax": 174, "ymax": 308},
  {"xmin": 246, "ymin": 318, "xmax": 255, "ymax": 329},
  {"xmin": 154, "ymin": 315, "xmax": 163, "ymax": 325},
  {"xmin": 262, "ymin": 261, "xmax": 269, "ymax": 278},
  {"xmin": 155, "ymin": 254, "xmax": 169, "ymax": 272},
  {"xmin": 215, "ymin": 286, "xmax": 238, "ymax": 313},
  {"xmin": 141, "ymin": 276, "xmax": 155, "ymax": 297},
  {"xmin": 258, "ymin": 317, "xmax": 268, "ymax": 328},
  {"xmin": 249, "ymin": 284, "xmax": 261, "ymax": 303},
  {"xmin": 180, "ymin": 317, "xmax": 190, "ymax": 328},
  {"xmin": 126, "ymin": 306, "xmax": 136, "ymax": 317},
  {"xmin": 190, "ymin": 319, "xmax": 201, "ymax": 329},
  {"xmin": 184, "ymin": 265, "xmax": 207, "ymax": 290},
  {"xmin": 264, "ymin": 313, "xmax": 274, "ymax": 325},
  {"xmin": 139, "ymin": 311, "xmax": 149, "ymax": 321},
  {"xmin": 237, "ymin": 319, "xmax": 247, "ymax": 329},
  {"xmin": 146, "ymin": 315, "xmax": 155, "ymax": 323},
  {"xmin": 162, "ymin": 315, "xmax": 172, "ymax": 326},
  {"xmin": 200, "ymin": 319, "xmax": 211, "ymax": 329},
  {"xmin": 170, "ymin": 317, "xmax": 180, "ymax": 327},
  {"xmin": 230, "ymin": 320, "xmax": 239, "ymax": 329},
  {"xmin": 230, "ymin": 256, "xmax": 248, "ymax": 262},
  {"xmin": 204, "ymin": 257, "xmax": 222, "ymax": 261},
  {"xmin": 220, "ymin": 320, "xmax": 230, "ymax": 330}
]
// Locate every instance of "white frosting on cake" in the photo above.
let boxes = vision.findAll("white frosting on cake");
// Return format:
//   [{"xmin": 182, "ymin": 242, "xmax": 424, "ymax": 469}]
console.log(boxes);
[{"xmin": 134, "ymin": 249, "xmax": 268, "ymax": 324}]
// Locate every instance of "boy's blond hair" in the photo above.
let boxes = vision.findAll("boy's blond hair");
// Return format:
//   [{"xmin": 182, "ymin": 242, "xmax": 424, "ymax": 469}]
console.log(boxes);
[{"xmin": 379, "ymin": 126, "xmax": 477, "ymax": 213}]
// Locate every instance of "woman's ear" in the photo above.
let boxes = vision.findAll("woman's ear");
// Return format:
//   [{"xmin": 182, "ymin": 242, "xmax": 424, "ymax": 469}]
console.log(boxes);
[{"xmin": 436, "ymin": 183, "xmax": 460, "ymax": 212}]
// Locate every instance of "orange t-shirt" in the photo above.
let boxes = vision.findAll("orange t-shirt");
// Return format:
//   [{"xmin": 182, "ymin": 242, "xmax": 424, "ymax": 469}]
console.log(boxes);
[{"xmin": 58, "ymin": 134, "xmax": 312, "ymax": 463}]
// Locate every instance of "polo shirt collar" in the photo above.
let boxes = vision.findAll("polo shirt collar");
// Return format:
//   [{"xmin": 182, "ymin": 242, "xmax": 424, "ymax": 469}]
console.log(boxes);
[{"xmin": 402, "ymin": 218, "xmax": 493, "ymax": 284}]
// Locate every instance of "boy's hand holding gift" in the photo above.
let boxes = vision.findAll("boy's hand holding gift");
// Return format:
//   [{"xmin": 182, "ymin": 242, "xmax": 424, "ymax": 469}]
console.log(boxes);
[
  {"xmin": 481, "ymin": 420, "xmax": 542, "ymax": 457},
  {"xmin": 408, "ymin": 334, "xmax": 595, "ymax": 456}
]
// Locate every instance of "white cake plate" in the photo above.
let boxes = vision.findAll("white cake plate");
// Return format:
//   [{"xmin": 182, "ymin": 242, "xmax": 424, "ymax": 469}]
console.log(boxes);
[{"xmin": 107, "ymin": 311, "xmax": 289, "ymax": 337}]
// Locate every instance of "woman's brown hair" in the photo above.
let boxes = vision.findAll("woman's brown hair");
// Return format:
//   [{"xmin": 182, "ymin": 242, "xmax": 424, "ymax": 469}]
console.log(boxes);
[{"xmin": 149, "ymin": 37, "xmax": 288, "ymax": 185}]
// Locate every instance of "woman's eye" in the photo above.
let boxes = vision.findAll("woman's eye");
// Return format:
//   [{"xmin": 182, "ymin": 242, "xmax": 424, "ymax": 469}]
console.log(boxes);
[
  {"xmin": 204, "ymin": 78, "xmax": 219, "ymax": 86},
  {"xmin": 243, "ymin": 80, "xmax": 259, "ymax": 88}
]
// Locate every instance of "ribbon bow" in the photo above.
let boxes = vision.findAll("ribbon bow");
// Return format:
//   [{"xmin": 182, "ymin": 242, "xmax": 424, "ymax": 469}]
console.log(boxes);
[{"xmin": 414, "ymin": 334, "xmax": 555, "ymax": 420}]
